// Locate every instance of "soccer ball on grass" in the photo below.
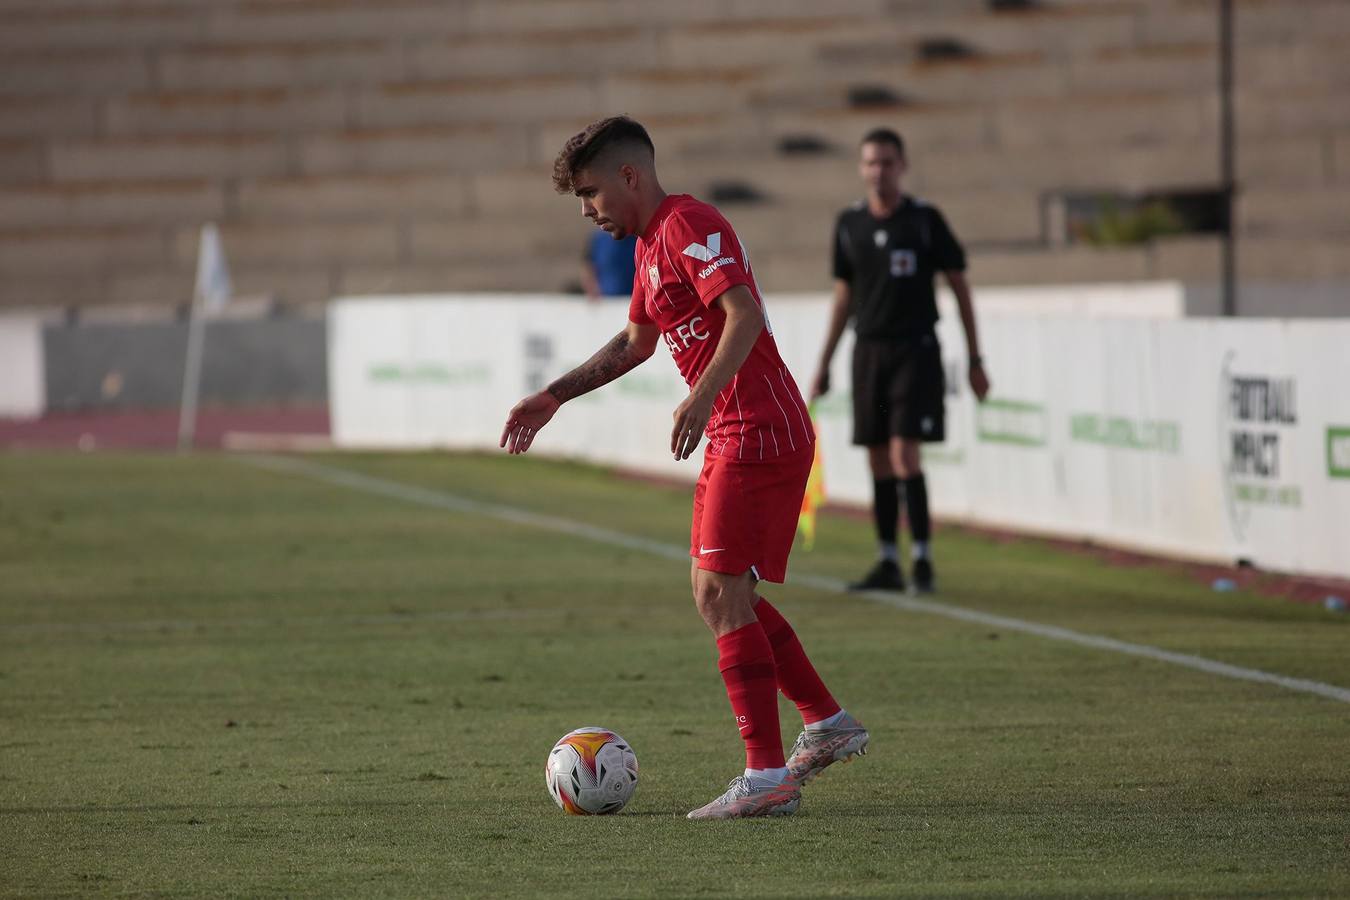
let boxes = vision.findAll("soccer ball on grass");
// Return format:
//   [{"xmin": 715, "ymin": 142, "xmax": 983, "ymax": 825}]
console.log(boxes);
[{"xmin": 544, "ymin": 726, "xmax": 638, "ymax": 815}]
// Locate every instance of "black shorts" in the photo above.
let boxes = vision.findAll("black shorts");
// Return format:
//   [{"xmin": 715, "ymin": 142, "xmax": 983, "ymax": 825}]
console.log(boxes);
[{"xmin": 851, "ymin": 333, "xmax": 946, "ymax": 445}]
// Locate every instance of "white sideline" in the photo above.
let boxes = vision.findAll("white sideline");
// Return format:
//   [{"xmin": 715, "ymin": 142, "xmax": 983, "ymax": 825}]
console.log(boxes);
[{"xmin": 241, "ymin": 454, "xmax": 1350, "ymax": 706}]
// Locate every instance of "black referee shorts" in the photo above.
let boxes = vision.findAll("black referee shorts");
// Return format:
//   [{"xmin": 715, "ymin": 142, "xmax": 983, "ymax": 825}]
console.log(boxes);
[{"xmin": 850, "ymin": 333, "xmax": 946, "ymax": 446}]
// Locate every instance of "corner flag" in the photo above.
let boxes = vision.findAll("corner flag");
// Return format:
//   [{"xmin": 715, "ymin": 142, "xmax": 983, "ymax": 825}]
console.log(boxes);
[
  {"xmin": 178, "ymin": 223, "xmax": 232, "ymax": 450},
  {"xmin": 194, "ymin": 222, "xmax": 232, "ymax": 316},
  {"xmin": 798, "ymin": 402, "xmax": 826, "ymax": 550}
]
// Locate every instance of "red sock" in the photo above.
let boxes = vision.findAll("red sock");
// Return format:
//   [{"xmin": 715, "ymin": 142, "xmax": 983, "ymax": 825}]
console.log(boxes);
[
  {"xmin": 754, "ymin": 598, "xmax": 841, "ymax": 725},
  {"xmin": 716, "ymin": 621, "xmax": 784, "ymax": 770}
]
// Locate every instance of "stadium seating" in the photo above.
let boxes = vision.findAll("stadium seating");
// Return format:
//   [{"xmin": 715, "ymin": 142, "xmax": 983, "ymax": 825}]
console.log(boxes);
[{"xmin": 0, "ymin": 0, "xmax": 1346, "ymax": 311}]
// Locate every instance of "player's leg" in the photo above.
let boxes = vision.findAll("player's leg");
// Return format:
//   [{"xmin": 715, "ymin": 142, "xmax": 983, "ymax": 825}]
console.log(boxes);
[
  {"xmin": 743, "ymin": 444, "xmax": 869, "ymax": 787},
  {"xmin": 737, "ymin": 446, "xmax": 842, "ymax": 729},
  {"xmin": 685, "ymin": 456, "xmax": 799, "ymax": 819},
  {"xmin": 850, "ymin": 342, "xmax": 905, "ymax": 591},
  {"xmin": 692, "ymin": 572, "xmax": 775, "ymax": 762},
  {"xmin": 753, "ymin": 597, "xmax": 838, "ymax": 725},
  {"xmin": 893, "ymin": 436, "xmax": 933, "ymax": 591},
  {"xmin": 752, "ymin": 595, "xmax": 870, "ymax": 784},
  {"xmin": 869, "ymin": 443, "xmax": 901, "ymax": 557},
  {"xmin": 893, "ymin": 335, "xmax": 944, "ymax": 593},
  {"xmin": 686, "ymin": 567, "xmax": 800, "ymax": 819}
]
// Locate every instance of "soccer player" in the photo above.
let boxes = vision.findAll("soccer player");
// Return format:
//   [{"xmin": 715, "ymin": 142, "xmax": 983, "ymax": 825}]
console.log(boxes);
[
  {"xmin": 809, "ymin": 128, "xmax": 991, "ymax": 594},
  {"xmin": 501, "ymin": 116, "xmax": 868, "ymax": 820}
]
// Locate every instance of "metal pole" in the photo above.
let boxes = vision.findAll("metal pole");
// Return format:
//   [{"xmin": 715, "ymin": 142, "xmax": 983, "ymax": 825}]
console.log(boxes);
[
  {"xmin": 1219, "ymin": 0, "xmax": 1237, "ymax": 316},
  {"xmin": 177, "ymin": 291, "xmax": 206, "ymax": 451}
]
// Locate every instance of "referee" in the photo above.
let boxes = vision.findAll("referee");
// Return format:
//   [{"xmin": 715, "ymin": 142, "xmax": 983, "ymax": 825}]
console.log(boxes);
[{"xmin": 810, "ymin": 128, "xmax": 990, "ymax": 593}]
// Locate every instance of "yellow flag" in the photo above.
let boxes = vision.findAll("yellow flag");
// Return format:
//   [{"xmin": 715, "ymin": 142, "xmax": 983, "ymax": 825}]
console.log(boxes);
[{"xmin": 798, "ymin": 402, "xmax": 827, "ymax": 550}]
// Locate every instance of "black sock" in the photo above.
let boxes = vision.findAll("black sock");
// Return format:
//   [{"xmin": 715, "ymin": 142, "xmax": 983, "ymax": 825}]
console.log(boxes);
[
  {"xmin": 904, "ymin": 474, "xmax": 931, "ymax": 544},
  {"xmin": 872, "ymin": 478, "xmax": 899, "ymax": 547}
]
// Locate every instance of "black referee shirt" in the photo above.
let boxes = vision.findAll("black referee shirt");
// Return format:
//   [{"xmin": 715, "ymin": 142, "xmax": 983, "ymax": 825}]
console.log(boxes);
[{"xmin": 832, "ymin": 196, "xmax": 966, "ymax": 340}]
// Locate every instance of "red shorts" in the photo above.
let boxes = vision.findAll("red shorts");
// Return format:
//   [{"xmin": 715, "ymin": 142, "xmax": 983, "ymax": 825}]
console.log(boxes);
[{"xmin": 690, "ymin": 442, "xmax": 814, "ymax": 584}]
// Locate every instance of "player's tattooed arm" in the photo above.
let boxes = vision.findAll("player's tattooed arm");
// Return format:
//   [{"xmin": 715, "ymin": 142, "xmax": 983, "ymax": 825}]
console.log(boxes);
[{"xmin": 546, "ymin": 322, "xmax": 659, "ymax": 404}]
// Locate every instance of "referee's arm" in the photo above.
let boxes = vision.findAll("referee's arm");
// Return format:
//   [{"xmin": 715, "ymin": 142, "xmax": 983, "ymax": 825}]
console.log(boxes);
[
  {"xmin": 810, "ymin": 279, "xmax": 852, "ymax": 400},
  {"xmin": 943, "ymin": 270, "xmax": 990, "ymax": 401}
]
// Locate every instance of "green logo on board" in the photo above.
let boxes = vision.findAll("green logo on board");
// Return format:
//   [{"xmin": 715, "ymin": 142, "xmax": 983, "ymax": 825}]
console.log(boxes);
[
  {"xmin": 369, "ymin": 363, "xmax": 490, "ymax": 385},
  {"xmin": 1328, "ymin": 427, "xmax": 1350, "ymax": 479},
  {"xmin": 1069, "ymin": 413, "xmax": 1181, "ymax": 453},
  {"xmin": 977, "ymin": 398, "xmax": 1048, "ymax": 447}
]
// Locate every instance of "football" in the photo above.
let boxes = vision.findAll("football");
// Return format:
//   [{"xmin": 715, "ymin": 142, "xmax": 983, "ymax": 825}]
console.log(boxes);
[{"xmin": 544, "ymin": 727, "xmax": 639, "ymax": 815}]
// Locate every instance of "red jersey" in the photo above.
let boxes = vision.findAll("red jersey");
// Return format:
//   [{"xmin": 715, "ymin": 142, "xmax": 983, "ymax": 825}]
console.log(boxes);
[{"xmin": 628, "ymin": 194, "xmax": 813, "ymax": 461}]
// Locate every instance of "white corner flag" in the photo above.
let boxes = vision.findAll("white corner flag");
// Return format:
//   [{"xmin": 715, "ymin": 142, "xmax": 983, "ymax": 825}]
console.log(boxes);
[
  {"xmin": 178, "ymin": 223, "xmax": 233, "ymax": 450},
  {"xmin": 194, "ymin": 222, "xmax": 232, "ymax": 316}
]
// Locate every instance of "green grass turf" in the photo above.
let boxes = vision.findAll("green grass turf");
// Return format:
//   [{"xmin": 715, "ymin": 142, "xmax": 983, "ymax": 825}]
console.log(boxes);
[{"xmin": 0, "ymin": 451, "xmax": 1346, "ymax": 899}]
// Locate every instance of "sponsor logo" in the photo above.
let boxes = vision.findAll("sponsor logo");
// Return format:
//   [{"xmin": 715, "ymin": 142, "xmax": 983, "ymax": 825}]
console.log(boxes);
[
  {"xmin": 663, "ymin": 315, "xmax": 711, "ymax": 355},
  {"xmin": 889, "ymin": 249, "xmax": 916, "ymax": 277},
  {"xmin": 681, "ymin": 232, "xmax": 722, "ymax": 263},
  {"xmin": 699, "ymin": 545, "xmax": 725, "ymax": 555},
  {"xmin": 976, "ymin": 398, "xmax": 1048, "ymax": 447},
  {"xmin": 1220, "ymin": 352, "xmax": 1301, "ymax": 542},
  {"xmin": 873, "ymin": 229, "xmax": 888, "ymax": 248},
  {"xmin": 698, "ymin": 256, "xmax": 737, "ymax": 279},
  {"xmin": 734, "ymin": 714, "xmax": 750, "ymax": 732},
  {"xmin": 647, "ymin": 263, "xmax": 659, "ymax": 291},
  {"xmin": 368, "ymin": 362, "xmax": 490, "ymax": 385},
  {"xmin": 1328, "ymin": 427, "xmax": 1350, "ymax": 479},
  {"xmin": 1069, "ymin": 413, "xmax": 1181, "ymax": 453}
]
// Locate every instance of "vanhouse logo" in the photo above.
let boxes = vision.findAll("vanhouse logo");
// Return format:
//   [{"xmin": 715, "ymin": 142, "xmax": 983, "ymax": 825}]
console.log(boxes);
[{"xmin": 1220, "ymin": 351, "xmax": 1301, "ymax": 541}]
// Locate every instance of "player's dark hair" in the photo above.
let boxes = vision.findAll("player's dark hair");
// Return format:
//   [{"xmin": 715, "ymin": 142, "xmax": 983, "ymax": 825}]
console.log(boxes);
[
  {"xmin": 552, "ymin": 115, "xmax": 656, "ymax": 194},
  {"xmin": 860, "ymin": 127, "xmax": 906, "ymax": 158}
]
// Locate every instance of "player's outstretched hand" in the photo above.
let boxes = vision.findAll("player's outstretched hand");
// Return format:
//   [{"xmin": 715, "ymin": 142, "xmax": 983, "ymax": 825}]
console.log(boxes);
[
  {"xmin": 809, "ymin": 368, "xmax": 830, "ymax": 401},
  {"xmin": 970, "ymin": 363, "xmax": 991, "ymax": 401},
  {"xmin": 671, "ymin": 393, "xmax": 713, "ymax": 460},
  {"xmin": 501, "ymin": 391, "xmax": 560, "ymax": 454}
]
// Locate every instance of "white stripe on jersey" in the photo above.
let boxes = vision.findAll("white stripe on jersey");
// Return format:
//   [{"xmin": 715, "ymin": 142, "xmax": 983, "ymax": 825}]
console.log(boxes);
[
  {"xmin": 656, "ymin": 217, "xmax": 686, "ymax": 311},
  {"xmin": 779, "ymin": 367, "xmax": 812, "ymax": 441},
  {"xmin": 732, "ymin": 376, "xmax": 746, "ymax": 460},
  {"xmin": 762, "ymin": 374, "xmax": 797, "ymax": 453},
  {"xmin": 713, "ymin": 383, "xmax": 733, "ymax": 456}
]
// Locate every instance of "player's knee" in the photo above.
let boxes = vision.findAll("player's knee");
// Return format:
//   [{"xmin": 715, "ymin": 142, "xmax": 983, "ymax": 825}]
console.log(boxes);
[
  {"xmin": 867, "ymin": 446, "xmax": 893, "ymax": 477},
  {"xmin": 895, "ymin": 442, "xmax": 921, "ymax": 477},
  {"xmin": 693, "ymin": 577, "xmax": 726, "ymax": 615}
]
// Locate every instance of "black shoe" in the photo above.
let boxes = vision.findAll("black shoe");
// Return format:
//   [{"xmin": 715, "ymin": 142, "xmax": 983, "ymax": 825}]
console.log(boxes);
[
  {"xmin": 848, "ymin": 559, "xmax": 906, "ymax": 592},
  {"xmin": 911, "ymin": 557, "xmax": 936, "ymax": 594}
]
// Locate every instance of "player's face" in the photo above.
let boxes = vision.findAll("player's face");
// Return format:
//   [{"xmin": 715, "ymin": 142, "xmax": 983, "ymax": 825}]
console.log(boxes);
[
  {"xmin": 859, "ymin": 142, "xmax": 906, "ymax": 196},
  {"xmin": 574, "ymin": 165, "xmax": 638, "ymax": 240}
]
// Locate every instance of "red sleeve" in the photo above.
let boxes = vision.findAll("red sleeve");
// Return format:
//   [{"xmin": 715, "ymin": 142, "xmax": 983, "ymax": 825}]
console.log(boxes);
[{"xmin": 663, "ymin": 208, "xmax": 754, "ymax": 308}]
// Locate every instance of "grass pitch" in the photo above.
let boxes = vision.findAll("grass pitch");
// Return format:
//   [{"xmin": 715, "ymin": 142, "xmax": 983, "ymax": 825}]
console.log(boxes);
[{"xmin": 1, "ymin": 451, "xmax": 1346, "ymax": 898}]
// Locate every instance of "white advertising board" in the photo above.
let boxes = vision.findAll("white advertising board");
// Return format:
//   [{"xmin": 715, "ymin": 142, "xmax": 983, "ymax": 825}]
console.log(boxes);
[
  {"xmin": 329, "ymin": 285, "xmax": 1350, "ymax": 579},
  {"xmin": 0, "ymin": 314, "xmax": 45, "ymax": 419}
]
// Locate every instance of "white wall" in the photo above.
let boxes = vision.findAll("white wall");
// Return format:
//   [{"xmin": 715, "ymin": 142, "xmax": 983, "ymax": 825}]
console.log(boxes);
[
  {"xmin": 0, "ymin": 314, "xmax": 45, "ymax": 419},
  {"xmin": 328, "ymin": 284, "xmax": 1350, "ymax": 580}
]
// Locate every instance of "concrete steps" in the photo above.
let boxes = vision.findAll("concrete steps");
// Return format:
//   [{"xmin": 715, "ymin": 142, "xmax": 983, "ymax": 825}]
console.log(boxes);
[{"xmin": 0, "ymin": 0, "xmax": 1345, "ymax": 312}]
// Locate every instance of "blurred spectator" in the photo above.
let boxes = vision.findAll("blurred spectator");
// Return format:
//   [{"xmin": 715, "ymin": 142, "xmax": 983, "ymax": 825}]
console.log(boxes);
[{"xmin": 582, "ymin": 229, "xmax": 638, "ymax": 300}]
